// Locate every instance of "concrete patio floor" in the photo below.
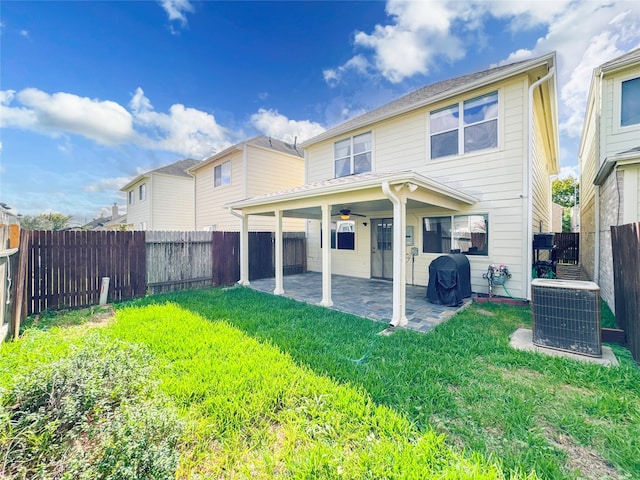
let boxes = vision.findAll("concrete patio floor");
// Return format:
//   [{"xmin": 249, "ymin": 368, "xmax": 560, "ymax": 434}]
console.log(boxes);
[{"xmin": 248, "ymin": 272, "xmax": 471, "ymax": 333}]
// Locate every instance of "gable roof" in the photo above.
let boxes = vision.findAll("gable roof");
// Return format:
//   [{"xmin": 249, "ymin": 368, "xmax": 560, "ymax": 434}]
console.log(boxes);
[
  {"xmin": 302, "ymin": 52, "xmax": 556, "ymax": 147},
  {"xmin": 189, "ymin": 135, "xmax": 303, "ymax": 173},
  {"xmin": 120, "ymin": 158, "xmax": 200, "ymax": 191}
]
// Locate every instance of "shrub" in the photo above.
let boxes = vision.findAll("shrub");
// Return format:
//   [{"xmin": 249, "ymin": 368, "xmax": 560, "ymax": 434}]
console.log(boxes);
[{"xmin": 0, "ymin": 335, "xmax": 183, "ymax": 479}]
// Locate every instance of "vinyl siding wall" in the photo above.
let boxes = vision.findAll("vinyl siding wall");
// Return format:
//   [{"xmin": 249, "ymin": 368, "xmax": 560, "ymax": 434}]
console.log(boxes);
[
  {"xmin": 195, "ymin": 147, "xmax": 305, "ymax": 232},
  {"xmin": 245, "ymin": 145, "xmax": 306, "ymax": 232},
  {"xmin": 580, "ymin": 63, "xmax": 640, "ymax": 310},
  {"xmin": 304, "ymin": 75, "xmax": 549, "ymax": 299},
  {"xmin": 150, "ymin": 174, "xmax": 195, "ymax": 231},
  {"xmin": 125, "ymin": 178, "xmax": 151, "ymax": 230},
  {"xmin": 579, "ymin": 88, "xmax": 598, "ymax": 280}
]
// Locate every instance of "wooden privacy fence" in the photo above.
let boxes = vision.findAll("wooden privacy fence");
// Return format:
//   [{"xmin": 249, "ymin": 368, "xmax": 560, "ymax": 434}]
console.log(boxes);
[
  {"xmin": 553, "ymin": 232, "xmax": 579, "ymax": 264},
  {"xmin": 20, "ymin": 230, "xmax": 146, "ymax": 316},
  {"xmin": 147, "ymin": 231, "xmax": 214, "ymax": 295},
  {"xmin": 14, "ymin": 230, "xmax": 307, "ymax": 322},
  {"xmin": 611, "ymin": 222, "xmax": 640, "ymax": 362},
  {"xmin": 212, "ymin": 231, "xmax": 307, "ymax": 285}
]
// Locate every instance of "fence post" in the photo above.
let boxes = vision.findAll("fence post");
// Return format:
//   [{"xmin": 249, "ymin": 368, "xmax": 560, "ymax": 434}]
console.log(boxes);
[{"xmin": 11, "ymin": 229, "xmax": 30, "ymax": 339}]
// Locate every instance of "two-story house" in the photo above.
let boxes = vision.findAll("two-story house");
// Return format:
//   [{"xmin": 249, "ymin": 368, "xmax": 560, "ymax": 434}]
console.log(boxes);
[
  {"xmin": 228, "ymin": 53, "xmax": 559, "ymax": 327},
  {"xmin": 120, "ymin": 158, "xmax": 200, "ymax": 231},
  {"xmin": 579, "ymin": 48, "xmax": 640, "ymax": 313},
  {"xmin": 189, "ymin": 136, "xmax": 305, "ymax": 232}
]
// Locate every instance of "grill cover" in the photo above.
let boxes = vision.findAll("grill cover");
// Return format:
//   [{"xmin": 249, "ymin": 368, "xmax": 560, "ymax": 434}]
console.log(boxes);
[{"xmin": 426, "ymin": 254, "xmax": 472, "ymax": 306}]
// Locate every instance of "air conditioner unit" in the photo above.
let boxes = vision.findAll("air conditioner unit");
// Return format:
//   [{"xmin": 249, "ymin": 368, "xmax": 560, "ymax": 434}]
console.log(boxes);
[{"xmin": 531, "ymin": 279, "xmax": 601, "ymax": 357}]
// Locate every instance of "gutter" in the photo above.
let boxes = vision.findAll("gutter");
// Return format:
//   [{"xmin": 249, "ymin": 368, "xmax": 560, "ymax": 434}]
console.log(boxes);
[{"xmin": 527, "ymin": 65, "xmax": 556, "ymax": 300}]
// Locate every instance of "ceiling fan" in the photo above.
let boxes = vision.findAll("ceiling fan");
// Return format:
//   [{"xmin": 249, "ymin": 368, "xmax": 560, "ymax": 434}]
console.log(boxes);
[{"xmin": 333, "ymin": 208, "xmax": 366, "ymax": 220}]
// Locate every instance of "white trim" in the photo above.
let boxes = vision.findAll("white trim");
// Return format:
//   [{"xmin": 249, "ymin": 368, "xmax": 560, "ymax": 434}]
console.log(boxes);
[{"xmin": 613, "ymin": 72, "xmax": 640, "ymax": 134}]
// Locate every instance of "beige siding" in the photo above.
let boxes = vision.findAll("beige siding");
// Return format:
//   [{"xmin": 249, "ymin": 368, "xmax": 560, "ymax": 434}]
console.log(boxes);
[
  {"xmin": 303, "ymin": 75, "xmax": 550, "ymax": 300},
  {"xmin": 125, "ymin": 178, "xmax": 151, "ymax": 230},
  {"xmin": 579, "ymin": 87, "xmax": 598, "ymax": 278},
  {"xmin": 602, "ymin": 66, "xmax": 640, "ymax": 159},
  {"xmin": 194, "ymin": 147, "xmax": 306, "ymax": 232},
  {"xmin": 150, "ymin": 174, "xmax": 195, "ymax": 230},
  {"xmin": 194, "ymin": 151, "xmax": 245, "ymax": 231},
  {"xmin": 531, "ymin": 86, "xmax": 553, "ymax": 235},
  {"xmin": 245, "ymin": 145, "xmax": 305, "ymax": 195}
]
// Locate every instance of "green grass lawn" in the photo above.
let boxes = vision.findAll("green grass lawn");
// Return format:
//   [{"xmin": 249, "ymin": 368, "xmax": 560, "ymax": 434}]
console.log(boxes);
[{"xmin": 2, "ymin": 286, "xmax": 639, "ymax": 479}]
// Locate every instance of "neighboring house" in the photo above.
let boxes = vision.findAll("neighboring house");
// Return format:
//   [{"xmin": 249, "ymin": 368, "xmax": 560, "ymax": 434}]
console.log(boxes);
[
  {"xmin": 551, "ymin": 202, "xmax": 564, "ymax": 232},
  {"xmin": 189, "ymin": 136, "xmax": 305, "ymax": 232},
  {"xmin": 83, "ymin": 203, "xmax": 129, "ymax": 231},
  {"xmin": 579, "ymin": 48, "xmax": 640, "ymax": 313},
  {"xmin": 229, "ymin": 53, "xmax": 559, "ymax": 327},
  {"xmin": 120, "ymin": 158, "xmax": 200, "ymax": 231}
]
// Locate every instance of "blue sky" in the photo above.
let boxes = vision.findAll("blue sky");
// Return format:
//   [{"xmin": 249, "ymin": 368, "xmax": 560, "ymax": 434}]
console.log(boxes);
[{"xmin": 1, "ymin": 0, "xmax": 639, "ymax": 225}]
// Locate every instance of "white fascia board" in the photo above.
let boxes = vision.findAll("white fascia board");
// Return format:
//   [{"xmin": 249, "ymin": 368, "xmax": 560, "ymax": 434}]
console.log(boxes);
[
  {"xmin": 188, "ymin": 145, "xmax": 242, "ymax": 173},
  {"xmin": 226, "ymin": 172, "xmax": 477, "ymax": 210},
  {"xmin": 120, "ymin": 174, "xmax": 150, "ymax": 192}
]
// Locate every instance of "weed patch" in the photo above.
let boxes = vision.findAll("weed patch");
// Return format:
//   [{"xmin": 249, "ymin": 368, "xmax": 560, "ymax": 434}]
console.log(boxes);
[{"xmin": 0, "ymin": 334, "xmax": 182, "ymax": 479}]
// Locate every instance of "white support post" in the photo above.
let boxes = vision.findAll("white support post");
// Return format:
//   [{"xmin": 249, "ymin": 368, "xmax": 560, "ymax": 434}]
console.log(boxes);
[
  {"xmin": 320, "ymin": 203, "xmax": 333, "ymax": 306},
  {"xmin": 239, "ymin": 213, "xmax": 250, "ymax": 286},
  {"xmin": 274, "ymin": 210, "xmax": 284, "ymax": 295},
  {"xmin": 382, "ymin": 181, "xmax": 408, "ymax": 327}
]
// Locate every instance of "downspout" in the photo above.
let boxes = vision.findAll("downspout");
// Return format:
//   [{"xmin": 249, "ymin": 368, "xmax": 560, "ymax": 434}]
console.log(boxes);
[
  {"xmin": 382, "ymin": 181, "xmax": 407, "ymax": 327},
  {"xmin": 227, "ymin": 207, "xmax": 249, "ymax": 285},
  {"xmin": 527, "ymin": 65, "xmax": 556, "ymax": 300}
]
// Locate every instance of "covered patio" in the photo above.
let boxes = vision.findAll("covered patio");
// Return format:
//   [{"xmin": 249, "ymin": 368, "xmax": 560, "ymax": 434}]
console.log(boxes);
[
  {"xmin": 228, "ymin": 171, "xmax": 478, "ymax": 328},
  {"xmin": 248, "ymin": 272, "xmax": 471, "ymax": 333}
]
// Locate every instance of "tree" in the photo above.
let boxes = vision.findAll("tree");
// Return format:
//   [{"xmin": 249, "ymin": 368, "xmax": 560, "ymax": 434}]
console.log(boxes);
[
  {"xmin": 552, "ymin": 177, "xmax": 579, "ymax": 208},
  {"xmin": 19, "ymin": 213, "xmax": 73, "ymax": 231}
]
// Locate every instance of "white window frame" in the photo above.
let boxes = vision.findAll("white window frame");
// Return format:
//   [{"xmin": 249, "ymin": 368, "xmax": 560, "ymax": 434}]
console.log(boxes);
[
  {"xmin": 614, "ymin": 73, "xmax": 640, "ymax": 132},
  {"xmin": 139, "ymin": 183, "xmax": 146, "ymax": 201},
  {"xmin": 334, "ymin": 131, "xmax": 372, "ymax": 178},
  {"xmin": 429, "ymin": 91, "xmax": 499, "ymax": 160},
  {"xmin": 128, "ymin": 190, "xmax": 134, "ymax": 205},
  {"xmin": 422, "ymin": 213, "xmax": 489, "ymax": 256},
  {"xmin": 214, "ymin": 161, "xmax": 231, "ymax": 188}
]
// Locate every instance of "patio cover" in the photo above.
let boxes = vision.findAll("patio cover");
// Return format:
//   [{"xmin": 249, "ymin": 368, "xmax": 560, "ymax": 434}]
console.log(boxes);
[{"xmin": 226, "ymin": 171, "xmax": 477, "ymax": 327}]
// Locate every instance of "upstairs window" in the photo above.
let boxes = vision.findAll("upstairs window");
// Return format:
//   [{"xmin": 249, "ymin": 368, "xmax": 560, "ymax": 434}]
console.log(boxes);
[
  {"xmin": 334, "ymin": 132, "xmax": 372, "ymax": 178},
  {"xmin": 423, "ymin": 214, "xmax": 488, "ymax": 255},
  {"xmin": 128, "ymin": 190, "xmax": 134, "ymax": 205},
  {"xmin": 621, "ymin": 77, "xmax": 640, "ymax": 127},
  {"xmin": 139, "ymin": 183, "xmax": 146, "ymax": 201},
  {"xmin": 214, "ymin": 161, "xmax": 231, "ymax": 187},
  {"xmin": 430, "ymin": 92, "xmax": 498, "ymax": 159}
]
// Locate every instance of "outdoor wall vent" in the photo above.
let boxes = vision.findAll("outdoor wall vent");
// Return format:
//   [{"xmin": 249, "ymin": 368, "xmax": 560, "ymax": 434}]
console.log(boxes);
[{"xmin": 531, "ymin": 279, "xmax": 602, "ymax": 357}]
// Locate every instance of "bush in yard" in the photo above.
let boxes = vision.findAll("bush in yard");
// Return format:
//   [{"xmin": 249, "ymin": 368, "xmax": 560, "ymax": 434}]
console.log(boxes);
[{"xmin": 0, "ymin": 335, "xmax": 183, "ymax": 479}]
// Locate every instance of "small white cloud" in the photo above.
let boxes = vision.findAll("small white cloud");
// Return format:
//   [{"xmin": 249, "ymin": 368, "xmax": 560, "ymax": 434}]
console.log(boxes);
[
  {"xmin": 257, "ymin": 92, "xmax": 269, "ymax": 101},
  {"xmin": 559, "ymin": 165, "xmax": 579, "ymax": 180},
  {"xmin": 84, "ymin": 176, "xmax": 134, "ymax": 193},
  {"xmin": 323, "ymin": 55, "xmax": 370, "ymax": 87},
  {"xmin": 159, "ymin": 0, "xmax": 194, "ymax": 32},
  {"xmin": 250, "ymin": 109, "xmax": 325, "ymax": 144},
  {"xmin": 20, "ymin": 29, "xmax": 29, "ymax": 38}
]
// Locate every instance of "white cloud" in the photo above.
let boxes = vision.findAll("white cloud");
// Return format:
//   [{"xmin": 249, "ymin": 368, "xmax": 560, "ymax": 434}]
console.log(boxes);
[
  {"xmin": 20, "ymin": 29, "xmax": 29, "ymax": 38},
  {"xmin": 1, "ymin": 86, "xmax": 233, "ymax": 158},
  {"xmin": 130, "ymin": 87, "xmax": 231, "ymax": 158},
  {"xmin": 159, "ymin": 0, "xmax": 194, "ymax": 33},
  {"xmin": 1, "ymin": 88, "xmax": 134, "ymax": 144},
  {"xmin": 559, "ymin": 165, "xmax": 579, "ymax": 180},
  {"xmin": 250, "ymin": 109, "xmax": 325, "ymax": 144},
  {"xmin": 84, "ymin": 176, "xmax": 134, "ymax": 193},
  {"xmin": 323, "ymin": 55, "xmax": 370, "ymax": 87}
]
